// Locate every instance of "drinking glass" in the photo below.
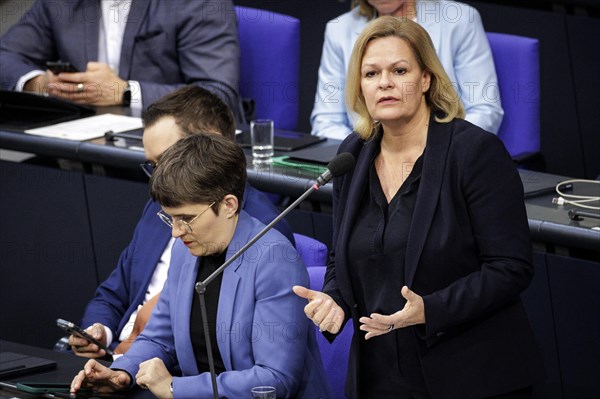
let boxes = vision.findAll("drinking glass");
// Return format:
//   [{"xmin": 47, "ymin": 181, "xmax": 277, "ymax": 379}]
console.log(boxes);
[
  {"xmin": 250, "ymin": 385, "xmax": 276, "ymax": 399},
  {"xmin": 250, "ymin": 119, "xmax": 274, "ymax": 165}
]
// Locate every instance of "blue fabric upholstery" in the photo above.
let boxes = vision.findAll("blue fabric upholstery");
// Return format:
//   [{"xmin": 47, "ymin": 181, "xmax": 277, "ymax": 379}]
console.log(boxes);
[
  {"xmin": 293, "ymin": 233, "xmax": 328, "ymax": 268},
  {"xmin": 308, "ymin": 266, "xmax": 353, "ymax": 399},
  {"xmin": 487, "ymin": 32, "xmax": 540, "ymax": 159},
  {"xmin": 235, "ymin": 7, "xmax": 300, "ymax": 130}
]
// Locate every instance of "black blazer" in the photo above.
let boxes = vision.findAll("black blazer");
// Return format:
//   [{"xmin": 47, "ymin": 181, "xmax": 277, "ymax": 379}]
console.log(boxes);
[{"xmin": 324, "ymin": 117, "xmax": 545, "ymax": 399}]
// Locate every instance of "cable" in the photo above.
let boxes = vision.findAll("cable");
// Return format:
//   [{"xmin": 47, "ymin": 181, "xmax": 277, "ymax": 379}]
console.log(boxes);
[{"xmin": 552, "ymin": 179, "xmax": 600, "ymax": 211}]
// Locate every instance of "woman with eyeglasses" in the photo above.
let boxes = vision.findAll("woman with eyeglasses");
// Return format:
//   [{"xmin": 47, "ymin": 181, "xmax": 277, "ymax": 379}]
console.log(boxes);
[{"xmin": 70, "ymin": 134, "xmax": 331, "ymax": 399}]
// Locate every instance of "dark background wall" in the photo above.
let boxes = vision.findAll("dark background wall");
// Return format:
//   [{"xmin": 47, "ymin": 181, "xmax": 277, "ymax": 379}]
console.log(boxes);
[
  {"xmin": 1, "ymin": 0, "xmax": 598, "ymax": 178},
  {"xmin": 234, "ymin": 0, "xmax": 600, "ymax": 179}
]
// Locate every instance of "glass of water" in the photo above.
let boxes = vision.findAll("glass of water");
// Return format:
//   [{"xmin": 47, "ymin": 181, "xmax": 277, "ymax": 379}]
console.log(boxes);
[
  {"xmin": 251, "ymin": 386, "xmax": 276, "ymax": 399},
  {"xmin": 250, "ymin": 119, "xmax": 274, "ymax": 166}
]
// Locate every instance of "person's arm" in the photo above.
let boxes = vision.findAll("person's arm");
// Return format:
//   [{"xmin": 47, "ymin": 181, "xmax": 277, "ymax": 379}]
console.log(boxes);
[
  {"xmin": 81, "ymin": 242, "xmax": 135, "ymax": 337},
  {"xmin": 80, "ymin": 200, "xmax": 158, "ymax": 341},
  {"xmin": 310, "ymin": 21, "xmax": 354, "ymax": 140},
  {"xmin": 321, "ymin": 139, "xmax": 357, "ymax": 319},
  {"xmin": 80, "ymin": 243, "xmax": 136, "ymax": 340},
  {"xmin": 109, "ymin": 261, "xmax": 179, "ymax": 383},
  {"xmin": 201, "ymin": 242, "xmax": 310, "ymax": 398},
  {"xmin": 0, "ymin": 0, "xmax": 58, "ymax": 90},
  {"xmin": 316, "ymin": 160, "xmax": 354, "ymax": 343},
  {"xmin": 451, "ymin": 6, "xmax": 504, "ymax": 134},
  {"xmin": 137, "ymin": 0, "xmax": 241, "ymax": 117},
  {"xmin": 422, "ymin": 131, "xmax": 532, "ymax": 341}
]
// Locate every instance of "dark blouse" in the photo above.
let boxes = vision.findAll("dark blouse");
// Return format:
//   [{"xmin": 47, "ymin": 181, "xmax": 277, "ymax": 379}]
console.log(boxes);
[
  {"xmin": 190, "ymin": 251, "xmax": 226, "ymax": 374},
  {"xmin": 347, "ymin": 144, "xmax": 430, "ymax": 397}
]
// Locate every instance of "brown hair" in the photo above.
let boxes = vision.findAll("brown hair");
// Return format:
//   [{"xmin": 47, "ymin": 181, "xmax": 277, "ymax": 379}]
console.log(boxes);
[
  {"xmin": 142, "ymin": 85, "xmax": 236, "ymax": 141},
  {"xmin": 346, "ymin": 16, "xmax": 465, "ymax": 139},
  {"xmin": 150, "ymin": 134, "xmax": 246, "ymax": 213}
]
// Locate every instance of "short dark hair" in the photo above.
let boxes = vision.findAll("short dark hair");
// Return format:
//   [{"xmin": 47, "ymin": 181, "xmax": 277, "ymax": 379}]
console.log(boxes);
[
  {"xmin": 149, "ymin": 134, "xmax": 246, "ymax": 213},
  {"xmin": 142, "ymin": 86, "xmax": 236, "ymax": 141}
]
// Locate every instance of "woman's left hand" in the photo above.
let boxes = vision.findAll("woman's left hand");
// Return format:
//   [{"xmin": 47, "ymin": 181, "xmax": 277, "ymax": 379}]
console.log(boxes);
[
  {"xmin": 135, "ymin": 358, "xmax": 173, "ymax": 399},
  {"xmin": 359, "ymin": 286, "xmax": 425, "ymax": 340}
]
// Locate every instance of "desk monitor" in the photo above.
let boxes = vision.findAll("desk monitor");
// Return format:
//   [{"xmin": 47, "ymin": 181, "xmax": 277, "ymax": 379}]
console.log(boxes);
[
  {"xmin": 0, "ymin": 352, "xmax": 56, "ymax": 380},
  {"xmin": 0, "ymin": 90, "xmax": 94, "ymax": 131}
]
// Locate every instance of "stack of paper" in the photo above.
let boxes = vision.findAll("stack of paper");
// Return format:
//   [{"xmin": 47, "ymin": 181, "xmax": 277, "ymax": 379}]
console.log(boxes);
[{"xmin": 25, "ymin": 114, "xmax": 143, "ymax": 141}]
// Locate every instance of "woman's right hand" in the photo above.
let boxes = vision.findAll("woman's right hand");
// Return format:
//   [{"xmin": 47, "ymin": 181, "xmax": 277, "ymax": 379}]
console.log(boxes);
[
  {"xmin": 293, "ymin": 286, "xmax": 345, "ymax": 334},
  {"xmin": 70, "ymin": 359, "xmax": 130, "ymax": 394}
]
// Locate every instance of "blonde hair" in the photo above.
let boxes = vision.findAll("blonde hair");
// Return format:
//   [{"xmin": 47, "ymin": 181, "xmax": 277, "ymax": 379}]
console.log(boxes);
[
  {"xmin": 351, "ymin": 1, "xmax": 419, "ymax": 21},
  {"xmin": 346, "ymin": 16, "xmax": 465, "ymax": 140}
]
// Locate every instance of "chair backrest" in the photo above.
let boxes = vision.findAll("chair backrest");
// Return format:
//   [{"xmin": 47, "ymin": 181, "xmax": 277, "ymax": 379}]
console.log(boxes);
[
  {"xmin": 293, "ymin": 233, "xmax": 328, "ymax": 268},
  {"xmin": 486, "ymin": 32, "xmax": 540, "ymax": 157},
  {"xmin": 308, "ymin": 266, "xmax": 353, "ymax": 399},
  {"xmin": 235, "ymin": 6, "xmax": 300, "ymax": 130}
]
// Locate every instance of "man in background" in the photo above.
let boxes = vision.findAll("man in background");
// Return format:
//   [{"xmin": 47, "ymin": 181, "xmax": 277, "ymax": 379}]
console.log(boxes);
[
  {"xmin": 0, "ymin": 0, "xmax": 243, "ymax": 120},
  {"xmin": 67, "ymin": 86, "xmax": 294, "ymax": 357}
]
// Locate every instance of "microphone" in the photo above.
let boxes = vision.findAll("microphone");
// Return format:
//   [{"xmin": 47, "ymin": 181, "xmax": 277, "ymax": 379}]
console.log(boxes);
[
  {"xmin": 194, "ymin": 152, "xmax": 355, "ymax": 399},
  {"xmin": 104, "ymin": 130, "xmax": 143, "ymax": 142},
  {"xmin": 315, "ymin": 152, "xmax": 356, "ymax": 188}
]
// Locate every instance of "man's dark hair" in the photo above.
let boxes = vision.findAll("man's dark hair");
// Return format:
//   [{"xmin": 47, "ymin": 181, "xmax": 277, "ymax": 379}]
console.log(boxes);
[
  {"xmin": 142, "ymin": 86, "xmax": 236, "ymax": 141},
  {"xmin": 150, "ymin": 134, "xmax": 246, "ymax": 213}
]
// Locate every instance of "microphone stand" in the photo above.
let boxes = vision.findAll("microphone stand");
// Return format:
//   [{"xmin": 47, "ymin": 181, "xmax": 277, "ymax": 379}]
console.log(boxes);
[{"xmin": 194, "ymin": 180, "xmax": 328, "ymax": 399}]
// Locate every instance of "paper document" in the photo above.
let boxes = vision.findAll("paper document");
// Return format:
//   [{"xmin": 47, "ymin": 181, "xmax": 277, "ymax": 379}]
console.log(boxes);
[{"xmin": 25, "ymin": 114, "xmax": 143, "ymax": 141}]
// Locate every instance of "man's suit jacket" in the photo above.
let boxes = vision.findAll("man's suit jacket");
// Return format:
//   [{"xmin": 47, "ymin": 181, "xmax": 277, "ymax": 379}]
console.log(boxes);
[
  {"xmin": 311, "ymin": 1, "xmax": 504, "ymax": 139},
  {"xmin": 324, "ymin": 117, "xmax": 544, "ymax": 399},
  {"xmin": 81, "ymin": 184, "xmax": 295, "ymax": 348},
  {"xmin": 0, "ymin": 0, "xmax": 242, "ymax": 116},
  {"xmin": 112, "ymin": 211, "xmax": 332, "ymax": 399}
]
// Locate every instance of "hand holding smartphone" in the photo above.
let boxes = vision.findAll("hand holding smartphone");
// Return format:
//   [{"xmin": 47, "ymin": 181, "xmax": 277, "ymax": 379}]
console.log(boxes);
[
  {"xmin": 56, "ymin": 319, "xmax": 113, "ymax": 356},
  {"xmin": 46, "ymin": 61, "xmax": 78, "ymax": 74}
]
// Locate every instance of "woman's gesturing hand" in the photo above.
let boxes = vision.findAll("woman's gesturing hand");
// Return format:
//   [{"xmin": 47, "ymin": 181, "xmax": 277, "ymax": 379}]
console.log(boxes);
[
  {"xmin": 359, "ymin": 286, "xmax": 425, "ymax": 340},
  {"xmin": 293, "ymin": 286, "xmax": 345, "ymax": 334}
]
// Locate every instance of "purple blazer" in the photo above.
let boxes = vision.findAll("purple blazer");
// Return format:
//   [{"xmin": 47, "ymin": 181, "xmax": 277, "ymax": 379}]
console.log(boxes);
[
  {"xmin": 113, "ymin": 211, "xmax": 332, "ymax": 398},
  {"xmin": 80, "ymin": 184, "xmax": 295, "ymax": 347}
]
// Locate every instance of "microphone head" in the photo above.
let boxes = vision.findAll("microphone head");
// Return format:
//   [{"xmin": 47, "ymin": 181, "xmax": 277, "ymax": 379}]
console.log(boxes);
[{"xmin": 327, "ymin": 152, "xmax": 356, "ymax": 177}]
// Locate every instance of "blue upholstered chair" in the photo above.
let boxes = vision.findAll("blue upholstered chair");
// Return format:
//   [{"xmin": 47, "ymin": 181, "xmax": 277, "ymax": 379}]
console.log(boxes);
[
  {"xmin": 293, "ymin": 233, "xmax": 328, "ymax": 268},
  {"xmin": 486, "ymin": 32, "xmax": 544, "ymax": 169},
  {"xmin": 308, "ymin": 266, "xmax": 353, "ymax": 399},
  {"xmin": 235, "ymin": 7, "xmax": 300, "ymax": 130}
]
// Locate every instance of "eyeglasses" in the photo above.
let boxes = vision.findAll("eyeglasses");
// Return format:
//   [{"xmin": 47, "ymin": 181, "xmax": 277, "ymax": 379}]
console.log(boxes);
[
  {"xmin": 140, "ymin": 161, "xmax": 156, "ymax": 178},
  {"xmin": 156, "ymin": 202, "xmax": 216, "ymax": 233}
]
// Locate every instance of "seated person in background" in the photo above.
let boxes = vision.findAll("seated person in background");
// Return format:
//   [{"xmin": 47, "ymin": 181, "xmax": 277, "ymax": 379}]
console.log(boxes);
[
  {"xmin": 311, "ymin": 0, "xmax": 503, "ymax": 139},
  {"xmin": 70, "ymin": 134, "xmax": 331, "ymax": 399},
  {"xmin": 0, "ymin": 0, "xmax": 243, "ymax": 119},
  {"xmin": 296, "ymin": 16, "xmax": 543, "ymax": 399},
  {"xmin": 68, "ymin": 86, "xmax": 295, "ymax": 359}
]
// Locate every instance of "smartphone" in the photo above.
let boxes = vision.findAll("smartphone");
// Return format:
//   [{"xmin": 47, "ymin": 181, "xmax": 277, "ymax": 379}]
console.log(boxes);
[
  {"xmin": 52, "ymin": 391, "xmax": 126, "ymax": 399},
  {"xmin": 16, "ymin": 382, "xmax": 87, "ymax": 394},
  {"xmin": 46, "ymin": 61, "xmax": 78, "ymax": 74},
  {"xmin": 56, "ymin": 319, "xmax": 113, "ymax": 356}
]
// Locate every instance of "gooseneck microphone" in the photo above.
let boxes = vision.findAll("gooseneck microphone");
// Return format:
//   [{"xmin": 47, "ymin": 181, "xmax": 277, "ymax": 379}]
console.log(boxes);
[
  {"xmin": 315, "ymin": 152, "xmax": 356, "ymax": 188},
  {"xmin": 195, "ymin": 152, "xmax": 355, "ymax": 399}
]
